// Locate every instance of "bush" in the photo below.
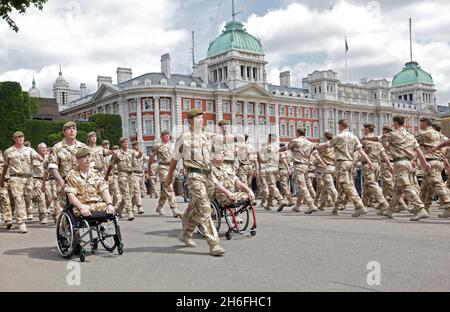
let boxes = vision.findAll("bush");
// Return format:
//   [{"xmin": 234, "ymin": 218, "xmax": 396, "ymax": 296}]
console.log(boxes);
[{"xmin": 0, "ymin": 82, "xmax": 26, "ymax": 151}]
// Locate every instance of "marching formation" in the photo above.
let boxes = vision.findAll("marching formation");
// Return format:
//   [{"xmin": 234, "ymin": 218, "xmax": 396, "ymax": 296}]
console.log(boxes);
[{"xmin": 1, "ymin": 110, "xmax": 449, "ymax": 257}]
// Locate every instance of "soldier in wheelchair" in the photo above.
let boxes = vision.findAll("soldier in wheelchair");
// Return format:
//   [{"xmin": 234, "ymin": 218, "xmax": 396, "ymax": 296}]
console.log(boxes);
[{"xmin": 56, "ymin": 148, "xmax": 123, "ymax": 262}]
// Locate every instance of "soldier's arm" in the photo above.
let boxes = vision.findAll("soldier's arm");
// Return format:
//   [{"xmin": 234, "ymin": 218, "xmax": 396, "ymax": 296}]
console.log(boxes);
[
  {"xmin": 165, "ymin": 159, "xmax": 178, "ymax": 186},
  {"xmin": 214, "ymin": 183, "xmax": 236, "ymax": 202},
  {"xmin": 311, "ymin": 150, "xmax": 327, "ymax": 167},
  {"xmin": 105, "ymin": 155, "xmax": 117, "ymax": 181},
  {"xmin": 235, "ymin": 179, "xmax": 255, "ymax": 201},
  {"xmin": 0, "ymin": 162, "xmax": 8, "ymax": 188},
  {"xmin": 434, "ymin": 139, "xmax": 450, "ymax": 151},
  {"xmin": 380, "ymin": 151, "xmax": 393, "ymax": 172},
  {"xmin": 415, "ymin": 147, "xmax": 431, "ymax": 171}
]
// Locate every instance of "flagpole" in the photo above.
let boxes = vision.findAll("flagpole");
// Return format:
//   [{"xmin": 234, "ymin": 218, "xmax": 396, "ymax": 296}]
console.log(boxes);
[{"xmin": 345, "ymin": 37, "xmax": 349, "ymax": 83}]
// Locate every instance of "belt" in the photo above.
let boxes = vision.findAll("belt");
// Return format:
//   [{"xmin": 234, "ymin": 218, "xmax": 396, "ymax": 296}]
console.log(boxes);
[
  {"xmin": 294, "ymin": 161, "xmax": 307, "ymax": 165},
  {"xmin": 393, "ymin": 158, "xmax": 409, "ymax": 163},
  {"xmin": 187, "ymin": 168, "xmax": 212, "ymax": 175},
  {"xmin": 10, "ymin": 174, "xmax": 32, "ymax": 178},
  {"xmin": 159, "ymin": 162, "xmax": 171, "ymax": 166},
  {"xmin": 33, "ymin": 177, "xmax": 43, "ymax": 180},
  {"xmin": 336, "ymin": 159, "xmax": 351, "ymax": 162},
  {"xmin": 224, "ymin": 160, "xmax": 235, "ymax": 164},
  {"xmin": 133, "ymin": 170, "xmax": 143, "ymax": 174},
  {"xmin": 118, "ymin": 170, "xmax": 132, "ymax": 174},
  {"xmin": 426, "ymin": 158, "xmax": 440, "ymax": 162}
]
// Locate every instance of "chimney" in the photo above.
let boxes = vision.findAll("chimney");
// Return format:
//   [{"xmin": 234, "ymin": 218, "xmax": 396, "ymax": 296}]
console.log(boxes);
[
  {"xmin": 280, "ymin": 71, "xmax": 291, "ymax": 88},
  {"xmin": 161, "ymin": 53, "xmax": 171, "ymax": 79},
  {"xmin": 193, "ymin": 63, "xmax": 199, "ymax": 77},
  {"xmin": 80, "ymin": 83, "xmax": 86, "ymax": 97},
  {"xmin": 97, "ymin": 76, "xmax": 112, "ymax": 89},
  {"xmin": 117, "ymin": 67, "xmax": 132, "ymax": 84}
]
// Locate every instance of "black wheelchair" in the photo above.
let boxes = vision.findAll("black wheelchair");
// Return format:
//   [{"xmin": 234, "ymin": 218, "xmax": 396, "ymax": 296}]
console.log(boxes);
[
  {"xmin": 56, "ymin": 205, "xmax": 124, "ymax": 262},
  {"xmin": 198, "ymin": 199, "xmax": 257, "ymax": 240}
]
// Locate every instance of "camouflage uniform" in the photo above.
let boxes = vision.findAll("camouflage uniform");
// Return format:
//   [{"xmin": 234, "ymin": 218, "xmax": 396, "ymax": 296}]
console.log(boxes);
[
  {"xmin": 65, "ymin": 168, "xmax": 109, "ymax": 217},
  {"xmin": 32, "ymin": 155, "xmax": 48, "ymax": 221},
  {"xmin": 131, "ymin": 152, "xmax": 145, "ymax": 213},
  {"xmin": 317, "ymin": 145, "xmax": 338, "ymax": 210},
  {"xmin": 236, "ymin": 142, "xmax": 256, "ymax": 187},
  {"xmin": 416, "ymin": 126, "xmax": 450, "ymax": 214},
  {"xmin": 43, "ymin": 155, "xmax": 57, "ymax": 217},
  {"xmin": 383, "ymin": 127, "xmax": 428, "ymax": 220},
  {"xmin": 89, "ymin": 145, "xmax": 105, "ymax": 172},
  {"xmin": 212, "ymin": 163, "xmax": 248, "ymax": 208},
  {"xmin": 327, "ymin": 130, "xmax": 366, "ymax": 216},
  {"xmin": 48, "ymin": 140, "xmax": 88, "ymax": 216},
  {"xmin": 212, "ymin": 133, "xmax": 236, "ymax": 172},
  {"xmin": 258, "ymin": 142, "xmax": 285, "ymax": 210},
  {"xmin": 173, "ymin": 129, "xmax": 220, "ymax": 248},
  {"xmin": 0, "ymin": 155, "xmax": 12, "ymax": 226},
  {"xmin": 105, "ymin": 154, "xmax": 122, "ymax": 210},
  {"xmin": 286, "ymin": 137, "xmax": 317, "ymax": 212},
  {"xmin": 361, "ymin": 133, "xmax": 389, "ymax": 213},
  {"xmin": 278, "ymin": 151, "xmax": 294, "ymax": 206},
  {"xmin": 148, "ymin": 162, "xmax": 160, "ymax": 198},
  {"xmin": 3, "ymin": 146, "xmax": 39, "ymax": 225},
  {"xmin": 109, "ymin": 148, "xmax": 140, "ymax": 217},
  {"xmin": 150, "ymin": 142, "xmax": 177, "ymax": 212}
]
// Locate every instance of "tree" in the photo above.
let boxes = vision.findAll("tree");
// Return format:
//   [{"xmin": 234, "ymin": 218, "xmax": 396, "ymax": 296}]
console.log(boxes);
[
  {"xmin": 0, "ymin": 81, "xmax": 26, "ymax": 150},
  {"xmin": 1, "ymin": 0, "xmax": 48, "ymax": 32}
]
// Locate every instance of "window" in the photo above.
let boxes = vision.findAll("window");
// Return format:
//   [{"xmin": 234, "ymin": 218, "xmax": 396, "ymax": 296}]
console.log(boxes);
[
  {"xmin": 236, "ymin": 102, "xmax": 243, "ymax": 114},
  {"xmin": 305, "ymin": 109, "xmax": 310, "ymax": 119},
  {"xmin": 213, "ymin": 70, "xmax": 218, "ymax": 83},
  {"xmin": 142, "ymin": 98, "xmax": 154, "ymax": 112},
  {"xmin": 224, "ymin": 67, "xmax": 228, "ymax": 80},
  {"xmin": 247, "ymin": 103, "xmax": 254, "ymax": 115},
  {"xmin": 319, "ymin": 86, "xmax": 322, "ymax": 93},
  {"xmin": 288, "ymin": 107, "xmax": 294, "ymax": 117},
  {"xmin": 297, "ymin": 122, "xmax": 304, "ymax": 130},
  {"xmin": 97, "ymin": 106, "xmax": 104, "ymax": 114},
  {"xmin": 206, "ymin": 101, "xmax": 214, "ymax": 112},
  {"xmin": 258, "ymin": 104, "xmax": 265, "ymax": 115},
  {"xmin": 129, "ymin": 119, "xmax": 137, "ymax": 135},
  {"xmin": 128, "ymin": 99, "xmax": 136, "ymax": 113},
  {"xmin": 312, "ymin": 109, "xmax": 318, "ymax": 119},
  {"xmin": 160, "ymin": 98, "xmax": 171, "ymax": 111},
  {"xmin": 409, "ymin": 94, "xmax": 413, "ymax": 102},
  {"xmin": 269, "ymin": 105, "xmax": 275, "ymax": 116},
  {"xmin": 279, "ymin": 106, "xmax": 286, "ymax": 117},
  {"xmin": 195, "ymin": 100, "xmax": 202, "ymax": 109},
  {"xmin": 328, "ymin": 109, "xmax": 334, "ymax": 119},
  {"xmin": 253, "ymin": 67, "xmax": 257, "ymax": 80},
  {"xmin": 241, "ymin": 66, "xmax": 245, "ymax": 78},
  {"xmin": 161, "ymin": 118, "xmax": 171, "ymax": 132},
  {"xmin": 305, "ymin": 122, "xmax": 311, "ymax": 138},
  {"xmin": 297, "ymin": 108, "xmax": 303, "ymax": 118},
  {"xmin": 143, "ymin": 119, "xmax": 155, "ymax": 136},
  {"xmin": 207, "ymin": 120, "xmax": 215, "ymax": 132},
  {"xmin": 280, "ymin": 124, "xmax": 287, "ymax": 136},
  {"xmin": 183, "ymin": 99, "xmax": 191, "ymax": 111},
  {"xmin": 313, "ymin": 123, "xmax": 319, "ymax": 139},
  {"xmin": 289, "ymin": 123, "xmax": 296, "ymax": 137},
  {"xmin": 113, "ymin": 102, "xmax": 119, "ymax": 114},
  {"xmin": 104, "ymin": 104, "xmax": 111, "ymax": 113},
  {"xmin": 223, "ymin": 101, "xmax": 231, "ymax": 113}
]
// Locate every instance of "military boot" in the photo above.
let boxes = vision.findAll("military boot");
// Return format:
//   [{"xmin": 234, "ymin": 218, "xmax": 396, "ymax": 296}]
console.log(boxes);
[
  {"xmin": 304, "ymin": 204, "xmax": 318, "ymax": 215},
  {"xmin": 292, "ymin": 206, "xmax": 302, "ymax": 213},
  {"xmin": 438, "ymin": 209, "xmax": 450, "ymax": 218},
  {"xmin": 210, "ymin": 245, "xmax": 226, "ymax": 256},
  {"xmin": 137, "ymin": 206, "xmax": 145, "ymax": 215},
  {"xmin": 18, "ymin": 223, "xmax": 28, "ymax": 234},
  {"xmin": 352, "ymin": 208, "xmax": 368, "ymax": 218},
  {"xmin": 128, "ymin": 211, "xmax": 135, "ymax": 221},
  {"xmin": 178, "ymin": 232, "xmax": 196, "ymax": 247},
  {"xmin": 172, "ymin": 208, "xmax": 183, "ymax": 218},
  {"xmin": 156, "ymin": 206, "xmax": 166, "ymax": 216},
  {"xmin": 410, "ymin": 208, "xmax": 429, "ymax": 221}
]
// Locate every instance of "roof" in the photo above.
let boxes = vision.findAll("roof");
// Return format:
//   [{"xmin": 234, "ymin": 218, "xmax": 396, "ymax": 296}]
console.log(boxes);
[
  {"xmin": 117, "ymin": 73, "xmax": 213, "ymax": 89},
  {"xmin": 392, "ymin": 61, "xmax": 434, "ymax": 87},
  {"xmin": 207, "ymin": 20, "xmax": 264, "ymax": 57},
  {"xmin": 268, "ymin": 84, "xmax": 309, "ymax": 96}
]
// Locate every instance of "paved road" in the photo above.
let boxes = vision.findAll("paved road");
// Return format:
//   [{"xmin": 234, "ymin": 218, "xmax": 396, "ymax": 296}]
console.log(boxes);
[{"xmin": 0, "ymin": 197, "xmax": 449, "ymax": 292}]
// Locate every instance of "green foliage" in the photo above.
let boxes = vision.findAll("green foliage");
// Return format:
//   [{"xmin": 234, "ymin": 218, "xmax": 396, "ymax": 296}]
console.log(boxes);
[
  {"xmin": 88, "ymin": 114, "xmax": 123, "ymax": 145},
  {"xmin": 0, "ymin": 81, "xmax": 26, "ymax": 151},
  {"xmin": 1, "ymin": 0, "xmax": 48, "ymax": 32}
]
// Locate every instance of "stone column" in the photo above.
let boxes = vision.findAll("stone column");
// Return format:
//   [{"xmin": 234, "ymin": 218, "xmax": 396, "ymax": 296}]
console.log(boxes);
[
  {"xmin": 154, "ymin": 97, "xmax": 161, "ymax": 138},
  {"xmin": 136, "ymin": 97, "xmax": 143, "ymax": 147},
  {"xmin": 274, "ymin": 103, "xmax": 280, "ymax": 137},
  {"xmin": 243, "ymin": 101, "xmax": 248, "ymax": 128},
  {"xmin": 231, "ymin": 97, "xmax": 237, "ymax": 128},
  {"xmin": 255, "ymin": 102, "xmax": 260, "ymax": 135},
  {"xmin": 120, "ymin": 95, "xmax": 129, "ymax": 139},
  {"xmin": 215, "ymin": 95, "xmax": 223, "ymax": 123},
  {"xmin": 173, "ymin": 94, "xmax": 183, "ymax": 138},
  {"xmin": 321, "ymin": 106, "xmax": 327, "ymax": 141}
]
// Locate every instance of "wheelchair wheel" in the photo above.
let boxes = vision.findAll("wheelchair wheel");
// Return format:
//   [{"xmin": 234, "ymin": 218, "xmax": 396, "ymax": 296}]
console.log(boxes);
[
  {"xmin": 56, "ymin": 211, "xmax": 76, "ymax": 259},
  {"xmin": 198, "ymin": 200, "xmax": 221, "ymax": 237},
  {"xmin": 98, "ymin": 219, "xmax": 117, "ymax": 252},
  {"xmin": 224, "ymin": 205, "xmax": 250, "ymax": 234}
]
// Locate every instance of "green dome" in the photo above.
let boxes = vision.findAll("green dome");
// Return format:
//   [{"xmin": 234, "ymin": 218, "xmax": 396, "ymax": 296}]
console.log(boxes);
[
  {"xmin": 207, "ymin": 21, "xmax": 264, "ymax": 57},
  {"xmin": 392, "ymin": 61, "xmax": 433, "ymax": 87}
]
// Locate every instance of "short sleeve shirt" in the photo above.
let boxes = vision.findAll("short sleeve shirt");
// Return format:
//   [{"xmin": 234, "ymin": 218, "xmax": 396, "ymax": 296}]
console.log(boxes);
[
  {"xmin": 383, "ymin": 127, "xmax": 419, "ymax": 161},
  {"xmin": 48, "ymin": 140, "xmax": 88, "ymax": 178},
  {"xmin": 4, "ymin": 146, "xmax": 38, "ymax": 176},
  {"xmin": 327, "ymin": 130, "xmax": 362, "ymax": 161},
  {"xmin": 65, "ymin": 169, "xmax": 109, "ymax": 205},
  {"xmin": 287, "ymin": 137, "xmax": 314, "ymax": 164}
]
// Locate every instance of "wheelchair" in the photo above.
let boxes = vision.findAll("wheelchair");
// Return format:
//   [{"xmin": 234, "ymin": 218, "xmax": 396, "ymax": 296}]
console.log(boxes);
[
  {"xmin": 56, "ymin": 205, "xmax": 124, "ymax": 262},
  {"xmin": 198, "ymin": 199, "xmax": 257, "ymax": 240}
]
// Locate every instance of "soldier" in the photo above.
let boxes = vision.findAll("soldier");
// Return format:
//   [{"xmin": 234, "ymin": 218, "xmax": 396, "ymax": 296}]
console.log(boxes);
[
  {"xmin": 106, "ymin": 137, "xmax": 142, "ymax": 221},
  {"xmin": 148, "ymin": 162, "xmax": 160, "ymax": 198},
  {"xmin": 107, "ymin": 145, "xmax": 122, "ymax": 211},
  {"xmin": 32, "ymin": 143, "xmax": 49, "ymax": 224},
  {"xmin": 0, "ymin": 150, "xmax": 13, "ymax": 229},
  {"xmin": 367, "ymin": 116, "xmax": 432, "ymax": 221},
  {"xmin": 236, "ymin": 134, "xmax": 257, "ymax": 188},
  {"xmin": 280, "ymin": 128, "xmax": 318, "ymax": 214},
  {"xmin": 65, "ymin": 147, "xmax": 115, "ymax": 218},
  {"xmin": 87, "ymin": 132, "xmax": 110, "ymax": 173},
  {"xmin": 312, "ymin": 132, "xmax": 338, "ymax": 211},
  {"xmin": 0, "ymin": 132, "xmax": 43, "ymax": 233},
  {"xmin": 318, "ymin": 119, "xmax": 374, "ymax": 217},
  {"xmin": 23, "ymin": 141, "xmax": 34, "ymax": 220},
  {"xmin": 148, "ymin": 130, "xmax": 182, "ymax": 218},
  {"xmin": 48, "ymin": 122, "xmax": 88, "ymax": 218},
  {"xmin": 165, "ymin": 109, "xmax": 232, "ymax": 257},
  {"xmin": 130, "ymin": 141, "xmax": 146, "ymax": 215},
  {"xmin": 360, "ymin": 124, "xmax": 392, "ymax": 215},
  {"xmin": 212, "ymin": 120, "xmax": 236, "ymax": 172},
  {"xmin": 42, "ymin": 146, "xmax": 58, "ymax": 221},
  {"xmin": 258, "ymin": 134, "xmax": 288, "ymax": 211},
  {"xmin": 278, "ymin": 144, "xmax": 295, "ymax": 207}
]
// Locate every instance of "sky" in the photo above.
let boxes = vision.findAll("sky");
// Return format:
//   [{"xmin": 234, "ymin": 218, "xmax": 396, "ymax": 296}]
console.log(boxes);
[{"xmin": 0, "ymin": 0, "xmax": 449, "ymax": 104}]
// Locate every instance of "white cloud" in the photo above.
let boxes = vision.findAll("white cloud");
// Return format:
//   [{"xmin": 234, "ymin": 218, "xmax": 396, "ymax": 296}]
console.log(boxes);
[
  {"xmin": 0, "ymin": 0, "xmax": 189, "ymax": 97},
  {"xmin": 245, "ymin": 0, "xmax": 450, "ymax": 104}
]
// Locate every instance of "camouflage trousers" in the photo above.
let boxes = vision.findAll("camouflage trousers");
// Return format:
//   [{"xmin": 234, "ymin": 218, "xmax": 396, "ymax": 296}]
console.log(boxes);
[
  {"xmin": 380, "ymin": 162, "xmax": 394, "ymax": 201},
  {"xmin": 149, "ymin": 175, "xmax": 160, "ymax": 198},
  {"xmin": 216, "ymin": 191, "xmax": 249, "ymax": 208},
  {"xmin": 306, "ymin": 174, "xmax": 316, "ymax": 199},
  {"xmin": 157, "ymin": 165, "xmax": 176, "ymax": 209},
  {"xmin": 109, "ymin": 175, "xmax": 122, "ymax": 210},
  {"xmin": 182, "ymin": 173, "xmax": 219, "ymax": 247},
  {"xmin": 317, "ymin": 166, "xmax": 338, "ymax": 209},
  {"xmin": 9, "ymin": 177, "xmax": 29, "ymax": 224},
  {"xmin": 237, "ymin": 164, "xmax": 253, "ymax": 187},
  {"xmin": 293, "ymin": 164, "xmax": 315, "ymax": 208},
  {"xmin": 32, "ymin": 179, "xmax": 48, "ymax": 220},
  {"xmin": 362, "ymin": 163, "xmax": 389, "ymax": 211},
  {"xmin": 256, "ymin": 173, "xmax": 267, "ymax": 203},
  {"xmin": 0, "ymin": 182, "xmax": 12, "ymax": 223},
  {"xmin": 278, "ymin": 169, "xmax": 293, "ymax": 203},
  {"xmin": 262, "ymin": 170, "xmax": 283, "ymax": 205},
  {"xmin": 45, "ymin": 179, "xmax": 57, "ymax": 216},
  {"xmin": 389, "ymin": 161, "xmax": 424, "ymax": 214},
  {"xmin": 117, "ymin": 172, "xmax": 133, "ymax": 214},
  {"xmin": 24, "ymin": 178, "xmax": 34, "ymax": 216},
  {"xmin": 419, "ymin": 160, "xmax": 450, "ymax": 212},
  {"xmin": 72, "ymin": 202, "xmax": 107, "ymax": 218},
  {"xmin": 132, "ymin": 173, "xmax": 144, "ymax": 209},
  {"xmin": 335, "ymin": 161, "xmax": 365, "ymax": 211}
]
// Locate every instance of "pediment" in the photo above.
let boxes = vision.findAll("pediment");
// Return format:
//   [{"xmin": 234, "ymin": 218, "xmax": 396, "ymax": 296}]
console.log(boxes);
[
  {"xmin": 232, "ymin": 83, "xmax": 272, "ymax": 98},
  {"xmin": 91, "ymin": 84, "xmax": 119, "ymax": 102}
]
